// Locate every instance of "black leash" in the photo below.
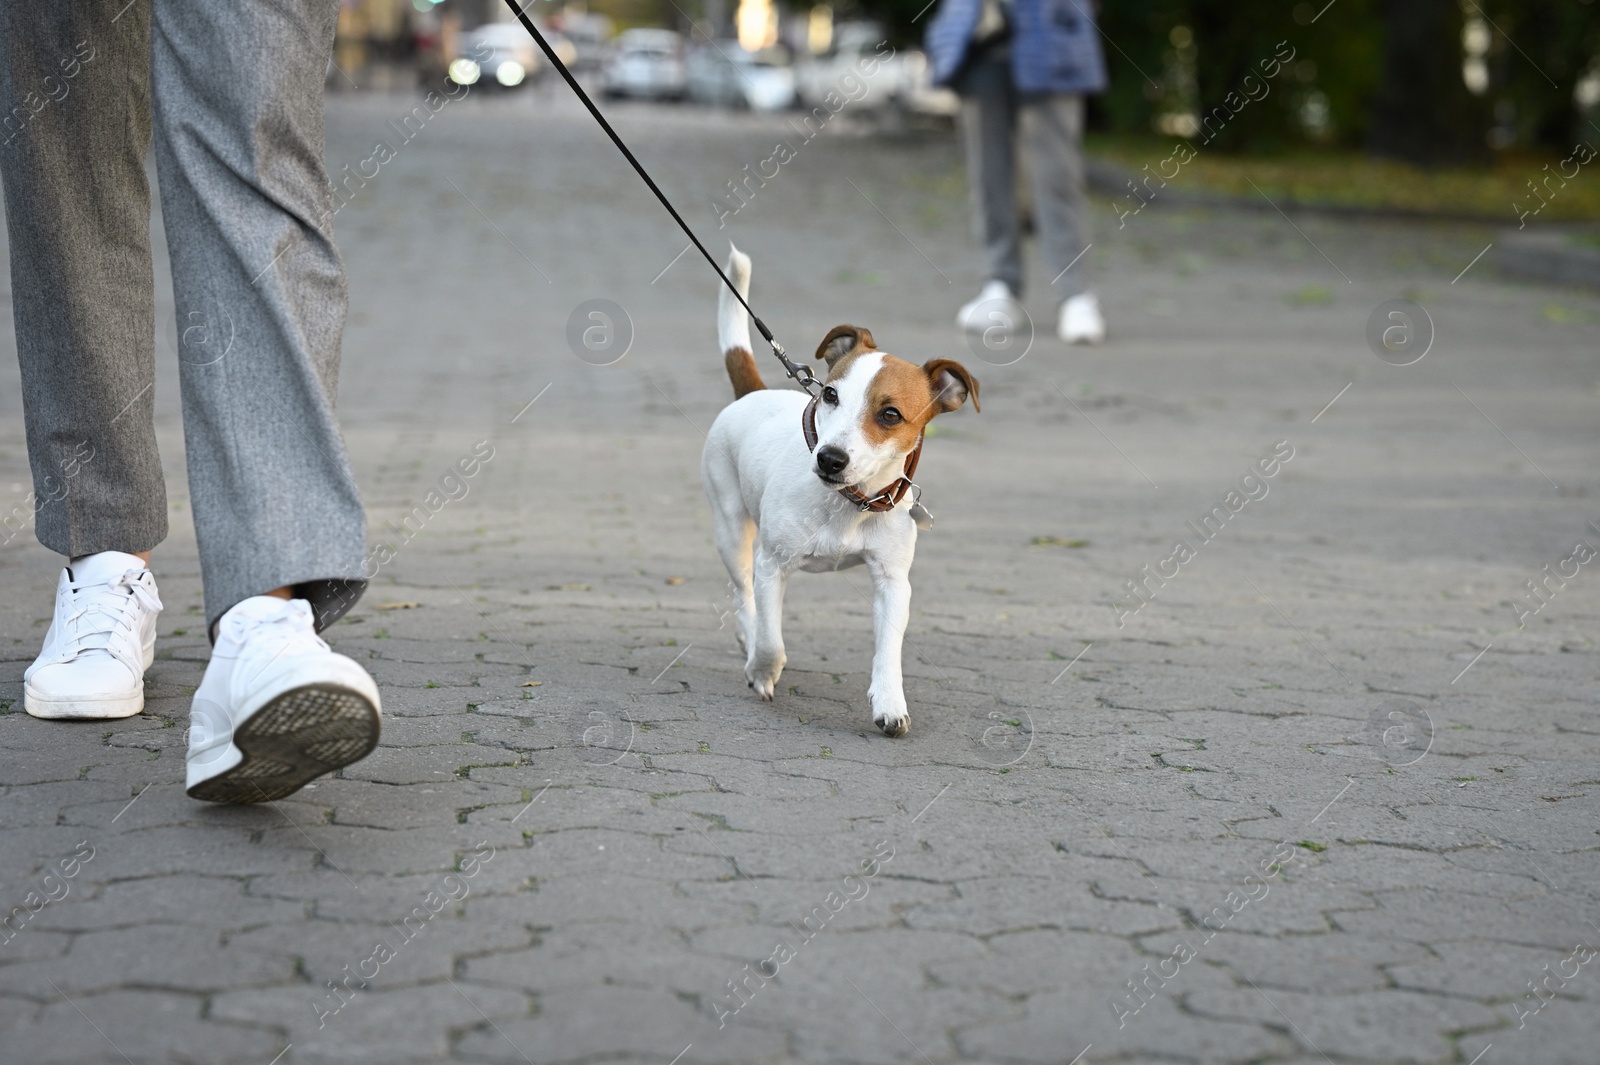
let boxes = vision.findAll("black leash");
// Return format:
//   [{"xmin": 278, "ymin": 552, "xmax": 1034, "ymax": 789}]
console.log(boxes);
[{"xmin": 499, "ymin": 0, "xmax": 818, "ymax": 394}]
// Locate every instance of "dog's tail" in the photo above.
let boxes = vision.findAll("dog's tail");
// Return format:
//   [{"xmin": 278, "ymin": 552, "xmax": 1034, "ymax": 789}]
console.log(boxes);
[{"xmin": 719, "ymin": 244, "xmax": 764, "ymax": 398}]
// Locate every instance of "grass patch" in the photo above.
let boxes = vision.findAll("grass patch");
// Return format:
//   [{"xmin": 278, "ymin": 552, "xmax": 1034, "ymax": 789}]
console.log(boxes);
[
  {"xmin": 1287, "ymin": 284, "xmax": 1336, "ymax": 306},
  {"xmin": 1543, "ymin": 303, "xmax": 1595, "ymax": 324},
  {"xmin": 454, "ymin": 758, "xmax": 521, "ymax": 779},
  {"xmin": 1086, "ymin": 134, "xmax": 1600, "ymax": 222}
]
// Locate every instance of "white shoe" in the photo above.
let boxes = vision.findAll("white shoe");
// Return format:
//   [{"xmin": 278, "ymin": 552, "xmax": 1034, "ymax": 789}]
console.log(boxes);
[
  {"xmin": 1059, "ymin": 292, "xmax": 1106, "ymax": 344},
  {"xmin": 957, "ymin": 280, "xmax": 1024, "ymax": 332},
  {"xmin": 24, "ymin": 552, "xmax": 161, "ymax": 720},
  {"xmin": 186, "ymin": 596, "xmax": 380, "ymax": 804}
]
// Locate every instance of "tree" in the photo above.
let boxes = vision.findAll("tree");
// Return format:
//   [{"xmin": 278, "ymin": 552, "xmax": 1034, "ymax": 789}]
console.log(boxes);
[
  {"xmin": 1367, "ymin": 0, "xmax": 1489, "ymax": 164},
  {"xmin": 1481, "ymin": 0, "xmax": 1600, "ymax": 151},
  {"xmin": 1092, "ymin": 0, "xmax": 1189, "ymax": 135},
  {"xmin": 1186, "ymin": 0, "xmax": 1309, "ymax": 153}
]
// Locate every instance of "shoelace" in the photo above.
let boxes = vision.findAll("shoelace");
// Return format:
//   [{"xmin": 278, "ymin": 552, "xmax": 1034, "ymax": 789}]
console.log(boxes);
[
  {"xmin": 54, "ymin": 570, "xmax": 162, "ymax": 671},
  {"xmin": 228, "ymin": 602, "xmax": 329, "ymax": 680}
]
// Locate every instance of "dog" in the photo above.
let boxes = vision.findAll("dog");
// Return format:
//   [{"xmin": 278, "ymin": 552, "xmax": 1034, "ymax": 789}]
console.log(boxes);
[{"xmin": 701, "ymin": 246, "xmax": 979, "ymax": 737}]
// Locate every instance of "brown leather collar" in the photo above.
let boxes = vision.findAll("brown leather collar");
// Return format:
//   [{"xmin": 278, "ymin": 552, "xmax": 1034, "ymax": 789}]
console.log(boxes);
[{"xmin": 802, "ymin": 395, "xmax": 922, "ymax": 513}]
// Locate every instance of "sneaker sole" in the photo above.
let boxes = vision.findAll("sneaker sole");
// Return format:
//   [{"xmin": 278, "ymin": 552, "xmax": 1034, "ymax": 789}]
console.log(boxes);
[
  {"xmin": 186, "ymin": 684, "xmax": 380, "ymax": 805},
  {"xmin": 23, "ymin": 684, "xmax": 144, "ymax": 720}
]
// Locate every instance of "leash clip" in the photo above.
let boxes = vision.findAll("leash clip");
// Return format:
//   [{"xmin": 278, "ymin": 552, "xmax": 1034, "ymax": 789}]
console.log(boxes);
[{"xmin": 778, "ymin": 345, "xmax": 820, "ymax": 395}]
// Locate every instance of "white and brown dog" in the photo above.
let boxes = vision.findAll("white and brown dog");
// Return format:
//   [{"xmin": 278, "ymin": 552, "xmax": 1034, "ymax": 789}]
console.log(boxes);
[{"xmin": 702, "ymin": 246, "xmax": 979, "ymax": 736}]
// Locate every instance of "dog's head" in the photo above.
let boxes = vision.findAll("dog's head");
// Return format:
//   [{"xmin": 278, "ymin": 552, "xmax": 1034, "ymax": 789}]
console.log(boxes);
[{"xmin": 808, "ymin": 324, "xmax": 979, "ymax": 490}]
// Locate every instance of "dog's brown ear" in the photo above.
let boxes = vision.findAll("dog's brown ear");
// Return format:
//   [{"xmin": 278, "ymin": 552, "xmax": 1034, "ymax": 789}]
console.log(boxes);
[
  {"xmin": 814, "ymin": 324, "xmax": 876, "ymax": 367},
  {"xmin": 923, "ymin": 359, "xmax": 980, "ymax": 413}
]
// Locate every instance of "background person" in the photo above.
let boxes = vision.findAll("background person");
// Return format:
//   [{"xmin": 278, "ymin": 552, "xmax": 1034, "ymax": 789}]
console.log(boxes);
[
  {"xmin": 1, "ymin": 0, "xmax": 380, "ymax": 804},
  {"xmin": 927, "ymin": 0, "xmax": 1108, "ymax": 343}
]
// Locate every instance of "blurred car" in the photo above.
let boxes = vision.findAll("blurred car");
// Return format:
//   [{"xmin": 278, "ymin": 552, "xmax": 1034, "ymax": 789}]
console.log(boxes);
[
  {"xmin": 560, "ymin": 13, "xmax": 614, "ymax": 71},
  {"xmin": 601, "ymin": 29, "xmax": 688, "ymax": 100},
  {"xmin": 448, "ymin": 22, "xmax": 575, "ymax": 89},
  {"xmin": 541, "ymin": 30, "xmax": 579, "ymax": 74},
  {"xmin": 686, "ymin": 41, "xmax": 796, "ymax": 111},
  {"xmin": 794, "ymin": 22, "xmax": 957, "ymax": 116}
]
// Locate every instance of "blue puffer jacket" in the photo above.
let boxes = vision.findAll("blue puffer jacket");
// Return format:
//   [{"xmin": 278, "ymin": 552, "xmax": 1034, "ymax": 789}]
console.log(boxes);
[{"xmin": 925, "ymin": 0, "xmax": 1108, "ymax": 94}]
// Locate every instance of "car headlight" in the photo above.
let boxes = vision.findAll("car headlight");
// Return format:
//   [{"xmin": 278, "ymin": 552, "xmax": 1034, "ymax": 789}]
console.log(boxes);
[
  {"xmin": 496, "ymin": 61, "xmax": 525, "ymax": 86},
  {"xmin": 449, "ymin": 58, "xmax": 481, "ymax": 84}
]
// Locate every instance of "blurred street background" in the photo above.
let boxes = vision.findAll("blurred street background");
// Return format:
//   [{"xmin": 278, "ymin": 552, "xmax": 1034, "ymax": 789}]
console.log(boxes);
[
  {"xmin": 337, "ymin": 0, "xmax": 1600, "ymax": 225},
  {"xmin": 2, "ymin": 2, "xmax": 1600, "ymax": 1064}
]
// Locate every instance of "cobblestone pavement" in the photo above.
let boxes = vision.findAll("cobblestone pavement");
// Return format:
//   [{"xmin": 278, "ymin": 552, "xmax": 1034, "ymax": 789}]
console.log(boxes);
[{"xmin": 2, "ymin": 87, "xmax": 1599, "ymax": 1065}]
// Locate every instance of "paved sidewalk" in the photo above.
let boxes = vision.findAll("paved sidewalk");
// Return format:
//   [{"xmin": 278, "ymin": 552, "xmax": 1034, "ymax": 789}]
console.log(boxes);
[{"xmin": 2, "ymin": 90, "xmax": 1598, "ymax": 1065}]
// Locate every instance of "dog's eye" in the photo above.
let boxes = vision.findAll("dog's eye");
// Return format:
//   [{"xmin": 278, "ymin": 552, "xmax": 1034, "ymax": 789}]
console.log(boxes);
[
  {"xmin": 822, "ymin": 387, "xmax": 839, "ymax": 406},
  {"xmin": 879, "ymin": 407, "xmax": 902, "ymax": 426}
]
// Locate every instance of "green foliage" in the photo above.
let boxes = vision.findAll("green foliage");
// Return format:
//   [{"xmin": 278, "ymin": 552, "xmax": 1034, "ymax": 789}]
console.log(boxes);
[
  {"xmin": 853, "ymin": 0, "xmax": 1599, "ymax": 160},
  {"xmin": 1093, "ymin": 0, "xmax": 1189, "ymax": 136},
  {"xmin": 1480, "ymin": 0, "xmax": 1600, "ymax": 150},
  {"xmin": 1099, "ymin": 0, "xmax": 1387, "ymax": 152}
]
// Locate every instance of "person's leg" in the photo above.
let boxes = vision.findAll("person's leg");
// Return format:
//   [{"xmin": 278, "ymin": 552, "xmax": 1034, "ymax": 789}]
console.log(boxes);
[
  {"xmin": 1019, "ymin": 92, "xmax": 1090, "ymax": 299},
  {"xmin": 956, "ymin": 57, "xmax": 1022, "ymax": 295},
  {"xmin": 2, "ymin": 3, "xmax": 171, "ymax": 720},
  {"xmin": 150, "ymin": 0, "xmax": 380, "ymax": 804},
  {"xmin": 0, "ymin": 0, "xmax": 165, "ymax": 557},
  {"xmin": 149, "ymin": 0, "xmax": 365, "ymax": 636}
]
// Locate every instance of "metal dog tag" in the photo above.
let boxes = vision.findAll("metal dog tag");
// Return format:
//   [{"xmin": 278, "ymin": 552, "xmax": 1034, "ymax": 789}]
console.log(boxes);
[{"xmin": 910, "ymin": 501, "xmax": 934, "ymax": 529}]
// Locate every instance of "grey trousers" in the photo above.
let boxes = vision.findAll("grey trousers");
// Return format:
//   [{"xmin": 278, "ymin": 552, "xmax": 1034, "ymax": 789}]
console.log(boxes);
[
  {"xmin": 956, "ymin": 57, "xmax": 1090, "ymax": 300},
  {"xmin": 0, "ymin": 0, "xmax": 366, "ymax": 632}
]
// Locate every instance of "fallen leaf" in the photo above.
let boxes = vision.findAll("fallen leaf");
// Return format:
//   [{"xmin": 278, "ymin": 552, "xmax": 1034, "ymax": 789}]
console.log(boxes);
[
  {"xmin": 521, "ymin": 681, "xmax": 543, "ymax": 688},
  {"xmin": 1030, "ymin": 536, "xmax": 1089, "ymax": 548},
  {"xmin": 375, "ymin": 601, "xmax": 420, "ymax": 610},
  {"xmin": 664, "ymin": 577, "xmax": 687, "ymax": 585}
]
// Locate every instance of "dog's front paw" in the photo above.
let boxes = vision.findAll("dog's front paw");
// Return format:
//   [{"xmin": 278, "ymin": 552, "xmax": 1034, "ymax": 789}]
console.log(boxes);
[
  {"xmin": 868, "ymin": 688, "xmax": 909, "ymax": 738},
  {"xmin": 745, "ymin": 649, "xmax": 786, "ymax": 701}
]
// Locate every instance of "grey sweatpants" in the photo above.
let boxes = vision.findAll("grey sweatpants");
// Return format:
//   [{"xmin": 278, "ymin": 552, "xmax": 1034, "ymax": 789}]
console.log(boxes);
[
  {"xmin": 0, "ymin": 0, "xmax": 366, "ymax": 632},
  {"xmin": 956, "ymin": 57, "xmax": 1090, "ymax": 300}
]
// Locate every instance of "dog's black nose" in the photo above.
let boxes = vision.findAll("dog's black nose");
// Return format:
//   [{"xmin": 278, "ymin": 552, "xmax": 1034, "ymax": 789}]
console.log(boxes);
[{"xmin": 815, "ymin": 446, "xmax": 849, "ymax": 477}]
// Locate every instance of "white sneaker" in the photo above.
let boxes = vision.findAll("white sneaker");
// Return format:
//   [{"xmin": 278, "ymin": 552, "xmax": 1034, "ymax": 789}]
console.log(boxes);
[
  {"xmin": 957, "ymin": 280, "xmax": 1024, "ymax": 332},
  {"xmin": 24, "ymin": 552, "xmax": 161, "ymax": 720},
  {"xmin": 186, "ymin": 596, "xmax": 380, "ymax": 804},
  {"xmin": 1059, "ymin": 292, "xmax": 1106, "ymax": 344}
]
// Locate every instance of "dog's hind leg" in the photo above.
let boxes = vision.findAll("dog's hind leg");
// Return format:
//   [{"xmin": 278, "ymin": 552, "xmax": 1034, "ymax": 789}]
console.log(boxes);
[
  {"xmin": 710, "ymin": 505, "xmax": 757, "ymax": 653},
  {"xmin": 745, "ymin": 542, "xmax": 789, "ymax": 700}
]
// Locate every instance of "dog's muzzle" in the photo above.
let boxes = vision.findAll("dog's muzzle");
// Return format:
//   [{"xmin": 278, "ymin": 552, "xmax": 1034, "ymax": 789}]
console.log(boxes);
[
  {"xmin": 815, "ymin": 445, "xmax": 849, "ymax": 480},
  {"xmin": 801, "ymin": 396, "xmax": 921, "ymax": 513}
]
